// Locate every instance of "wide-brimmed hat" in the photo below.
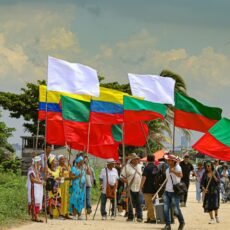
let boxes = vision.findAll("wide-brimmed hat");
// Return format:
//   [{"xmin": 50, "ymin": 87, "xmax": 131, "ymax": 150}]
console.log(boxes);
[
  {"xmin": 164, "ymin": 154, "xmax": 178, "ymax": 162},
  {"xmin": 106, "ymin": 158, "xmax": 116, "ymax": 165},
  {"xmin": 127, "ymin": 153, "xmax": 140, "ymax": 161}
]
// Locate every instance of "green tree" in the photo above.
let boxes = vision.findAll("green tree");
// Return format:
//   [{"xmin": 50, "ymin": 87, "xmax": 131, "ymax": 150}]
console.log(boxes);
[{"xmin": 0, "ymin": 80, "xmax": 46, "ymax": 135}]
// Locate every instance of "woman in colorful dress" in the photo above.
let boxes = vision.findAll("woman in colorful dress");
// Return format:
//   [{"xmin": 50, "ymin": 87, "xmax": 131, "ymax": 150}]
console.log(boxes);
[
  {"xmin": 27, "ymin": 156, "xmax": 44, "ymax": 222},
  {"xmin": 58, "ymin": 155, "xmax": 71, "ymax": 219},
  {"xmin": 70, "ymin": 156, "xmax": 86, "ymax": 220},
  {"xmin": 201, "ymin": 161, "xmax": 220, "ymax": 224}
]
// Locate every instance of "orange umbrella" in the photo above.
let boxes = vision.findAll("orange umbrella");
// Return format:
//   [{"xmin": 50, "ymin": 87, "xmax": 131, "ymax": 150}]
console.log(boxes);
[{"xmin": 140, "ymin": 149, "xmax": 165, "ymax": 162}]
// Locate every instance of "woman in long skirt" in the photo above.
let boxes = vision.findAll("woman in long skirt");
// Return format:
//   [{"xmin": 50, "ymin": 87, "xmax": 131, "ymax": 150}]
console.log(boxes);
[
  {"xmin": 70, "ymin": 156, "xmax": 86, "ymax": 220},
  {"xmin": 58, "ymin": 155, "xmax": 71, "ymax": 219},
  {"xmin": 201, "ymin": 161, "xmax": 220, "ymax": 224},
  {"xmin": 27, "ymin": 156, "xmax": 44, "ymax": 222}
]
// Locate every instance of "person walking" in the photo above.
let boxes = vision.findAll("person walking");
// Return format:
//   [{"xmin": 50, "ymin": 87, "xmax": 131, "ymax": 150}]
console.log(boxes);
[
  {"xmin": 194, "ymin": 162, "xmax": 205, "ymax": 202},
  {"xmin": 99, "ymin": 159, "xmax": 119, "ymax": 220},
  {"xmin": 201, "ymin": 161, "xmax": 220, "ymax": 224},
  {"xmin": 162, "ymin": 154, "xmax": 185, "ymax": 230},
  {"xmin": 180, "ymin": 153, "xmax": 194, "ymax": 207},
  {"xmin": 140, "ymin": 154, "xmax": 158, "ymax": 223},
  {"xmin": 121, "ymin": 153, "xmax": 143, "ymax": 222}
]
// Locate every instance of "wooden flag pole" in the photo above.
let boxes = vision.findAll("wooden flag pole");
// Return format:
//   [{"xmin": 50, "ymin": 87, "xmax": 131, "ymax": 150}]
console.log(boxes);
[
  {"xmin": 172, "ymin": 110, "xmax": 176, "ymax": 153},
  {"xmin": 122, "ymin": 123, "xmax": 126, "ymax": 165},
  {"xmin": 35, "ymin": 120, "xmax": 40, "ymax": 150}
]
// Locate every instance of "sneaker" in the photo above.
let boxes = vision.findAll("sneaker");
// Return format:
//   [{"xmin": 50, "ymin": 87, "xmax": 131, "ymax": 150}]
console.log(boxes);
[
  {"xmin": 215, "ymin": 216, "xmax": 220, "ymax": 223},
  {"xmin": 72, "ymin": 216, "xmax": 78, "ymax": 220},
  {"xmin": 178, "ymin": 223, "xmax": 185, "ymax": 230},
  {"xmin": 102, "ymin": 216, "xmax": 107, "ymax": 220},
  {"xmin": 161, "ymin": 225, "xmax": 171, "ymax": 230},
  {"xmin": 111, "ymin": 215, "xmax": 115, "ymax": 220},
  {"xmin": 137, "ymin": 218, "xmax": 143, "ymax": 222},
  {"xmin": 209, "ymin": 219, "xmax": 215, "ymax": 224}
]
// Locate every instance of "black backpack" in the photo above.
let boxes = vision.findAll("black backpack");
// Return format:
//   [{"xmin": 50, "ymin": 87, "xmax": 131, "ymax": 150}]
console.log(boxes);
[{"xmin": 152, "ymin": 165, "xmax": 166, "ymax": 196}]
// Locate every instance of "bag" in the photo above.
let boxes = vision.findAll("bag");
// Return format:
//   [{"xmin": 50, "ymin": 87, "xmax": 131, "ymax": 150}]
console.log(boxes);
[
  {"xmin": 173, "ymin": 182, "xmax": 187, "ymax": 196},
  {"xmin": 152, "ymin": 165, "xmax": 166, "ymax": 195},
  {"xmin": 106, "ymin": 184, "xmax": 116, "ymax": 199},
  {"xmin": 170, "ymin": 174, "xmax": 187, "ymax": 196},
  {"xmin": 105, "ymin": 168, "xmax": 116, "ymax": 199},
  {"xmin": 46, "ymin": 177, "xmax": 55, "ymax": 191}
]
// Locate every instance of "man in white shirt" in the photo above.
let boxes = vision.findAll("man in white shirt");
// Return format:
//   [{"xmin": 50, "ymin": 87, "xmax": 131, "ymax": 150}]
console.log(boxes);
[
  {"xmin": 121, "ymin": 153, "xmax": 143, "ymax": 222},
  {"xmin": 99, "ymin": 159, "xmax": 119, "ymax": 220},
  {"xmin": 162, "ymin": 154, "xmax": 185, "ymax": 230}
]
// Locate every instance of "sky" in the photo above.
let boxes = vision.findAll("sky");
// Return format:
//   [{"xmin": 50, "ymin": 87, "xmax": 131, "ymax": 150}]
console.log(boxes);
[{"xmin": 0, "ymin": 0, "xmax": 230, "ymax": 145}]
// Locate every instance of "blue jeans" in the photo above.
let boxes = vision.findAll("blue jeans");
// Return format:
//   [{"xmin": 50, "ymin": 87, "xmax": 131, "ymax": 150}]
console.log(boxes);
[
  {"xmin": 163, "ymin": 191, "xmax": 184, "ymax": 225},
  {"xmin": 128, "ymin": 191, "xmax": 143, "ymax": 219},
  {"xmin": 100, "ymin": 193, "xmax": 115, "ymax": 216},
  {"xmin": 86, "ymin": 187, "xmax": 91, "ymax": 209}
]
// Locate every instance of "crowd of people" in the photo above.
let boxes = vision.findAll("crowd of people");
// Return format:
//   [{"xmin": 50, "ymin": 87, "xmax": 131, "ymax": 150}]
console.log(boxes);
[{"xmin": 27, "ymin": 145, "xmax": 230, "ymax": 230}]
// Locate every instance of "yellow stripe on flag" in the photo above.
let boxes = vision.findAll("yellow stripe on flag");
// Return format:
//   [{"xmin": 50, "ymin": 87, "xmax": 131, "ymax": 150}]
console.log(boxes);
[
  {"xmin": 92, "ymin": 87, "xmax": 129, "ymax": 104},
  {"xmin": 39, "ymin": 85, "xmax": 91, "ymax": 103}
]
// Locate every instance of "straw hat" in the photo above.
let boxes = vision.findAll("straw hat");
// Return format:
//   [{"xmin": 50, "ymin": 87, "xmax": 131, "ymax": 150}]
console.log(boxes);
[{"xmin": 164, "ymin": 154, "xmax": 178, "ymax": 162}]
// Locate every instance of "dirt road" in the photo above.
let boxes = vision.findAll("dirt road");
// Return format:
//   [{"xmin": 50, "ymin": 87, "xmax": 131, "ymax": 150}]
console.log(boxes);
[{"xmin": 9, "ymin": 182, "xmax": 230, "ymax": 230}]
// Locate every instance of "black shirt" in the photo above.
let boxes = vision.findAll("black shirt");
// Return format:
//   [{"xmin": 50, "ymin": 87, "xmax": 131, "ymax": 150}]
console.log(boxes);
[
  {"xmin": 180, "ymin": 161, "xmax": 194, "ymax": 184},
  {"xmin": 142, "ymin": 162, "xmax": 159, "ymax": 193}
]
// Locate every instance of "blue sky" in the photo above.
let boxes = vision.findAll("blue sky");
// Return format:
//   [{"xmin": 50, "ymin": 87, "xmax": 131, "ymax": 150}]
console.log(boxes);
[{"xmin": 0, "ymin": 0, "xmax": 230, "ymax": 144}]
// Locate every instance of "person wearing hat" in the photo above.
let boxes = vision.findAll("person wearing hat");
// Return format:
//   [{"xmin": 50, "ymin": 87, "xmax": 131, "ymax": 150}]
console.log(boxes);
[
  {"xmin": 47, "ymin": 155, "xmax": 63, "ymax": 219},
  {"xmin": 69, "ymin": 156, "xmax": 86, "ymax": 220},
  {"xmin": 120, "ymin": 153, "xmax": 143, "ymax": 222},
  {"xmin": 99, "ymin": 158, "xmax": 119, "ymax": 220},
  {"xmin": 57, "ymin": 155, "xmax": 71, "ymax": 219},
  {"xmin": 179, "ymin": 153, "xmax": 194, "ymax": 207},
  {"xmin": 27, "ymin": 156, "xmax": 44, "ymax": 222},
  {"xmin": 162, "ymin": 154, "xmax": 185, "ymax": 230},
  {"xmin": 40, "ymin": 144, "xmax": 53, "ymax": 178}
]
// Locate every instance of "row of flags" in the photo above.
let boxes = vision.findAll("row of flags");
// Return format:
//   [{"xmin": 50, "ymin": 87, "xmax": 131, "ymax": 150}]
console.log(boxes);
[{"xmin": 38, "ymin": 56, "xmax": 230, "ymax": 160}]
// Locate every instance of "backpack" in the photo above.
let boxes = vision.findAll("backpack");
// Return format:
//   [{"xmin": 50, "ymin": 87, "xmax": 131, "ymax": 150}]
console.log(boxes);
[{"xmin": 152, "ymin": 165, "xmax": 166, "ymax": 196}]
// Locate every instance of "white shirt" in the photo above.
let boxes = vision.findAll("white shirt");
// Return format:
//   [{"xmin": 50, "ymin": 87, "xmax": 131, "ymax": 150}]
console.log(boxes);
[
  {"xmin": 165, "ymin": 164, "xmax": 182, "ymax": 192},
  {"xmin": 121, "ymin": 163, "xmax": 142, "ymax": 192},
  {"xmin": 100, "ymin": 167, "xmax": 119, "ymax": 194}
]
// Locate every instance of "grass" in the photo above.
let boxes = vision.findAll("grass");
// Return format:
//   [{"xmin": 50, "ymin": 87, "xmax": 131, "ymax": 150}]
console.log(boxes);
[
  {"xmin": 0, "ymin": 166, "xmax": 102, "ymax": 228},
  {"xmin": 91, "ymin": 167, "xmax": 102, "ymax": 203},
  {"xmin": 0, "ymin": 172, "xmax": 29, "ymax": 228}
]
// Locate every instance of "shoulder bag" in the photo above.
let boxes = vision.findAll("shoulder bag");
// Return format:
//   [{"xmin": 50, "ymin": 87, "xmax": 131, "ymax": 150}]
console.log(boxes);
[{"xmin": 170, "ymin": 174, "xmax": 187, "ymax": 196}]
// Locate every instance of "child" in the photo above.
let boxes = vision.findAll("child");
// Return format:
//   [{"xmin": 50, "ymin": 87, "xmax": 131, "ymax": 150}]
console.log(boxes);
[{"xmin": 49, "ymin": 183, "xmax": 62, "ymax": 219}]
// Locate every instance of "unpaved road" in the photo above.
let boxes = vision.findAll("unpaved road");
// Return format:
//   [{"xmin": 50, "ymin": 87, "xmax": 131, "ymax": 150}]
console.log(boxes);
[{"xmin": 6, "ymin": 183, "xmax": 230, "ymax": 230}]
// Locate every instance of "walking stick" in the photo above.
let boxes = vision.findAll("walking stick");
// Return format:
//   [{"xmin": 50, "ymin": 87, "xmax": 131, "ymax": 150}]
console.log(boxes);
[
  {"xmin": 152, "ymin": 178, "xmax": 167, "ymax": 201},
  {"xmin": 93, "ymin": 194, "xmax": 102, "ymax": 220},
  {"xmin": 114, "ymin": 186, "xmax": 117, "ymax": 217}
]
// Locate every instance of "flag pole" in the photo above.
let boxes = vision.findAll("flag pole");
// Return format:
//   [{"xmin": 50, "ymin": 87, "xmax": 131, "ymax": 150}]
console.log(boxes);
[
  {"xmin": 122, "ymin": 123, "xmax": 126, "ymax": 165},
  {"xmin": 35, "ymin": 120, "xmax": 40, "ymax": 150},
  {"xmin": 43, "ymin": 86, "xmax": 48, "ymax": 223},
  {"xmin": 172, "ymin": 109, "xmax": 176, "ymax": 153}
]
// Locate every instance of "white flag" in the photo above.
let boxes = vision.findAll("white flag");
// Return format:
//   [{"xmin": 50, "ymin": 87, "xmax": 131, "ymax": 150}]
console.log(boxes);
[
  {"xmin": 47, "ymin": 56, "xmax": 99, "ymax": 97},
  {"xmin": 128, "ymin": 73, "xmax": 176, "ymax": 105}
]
